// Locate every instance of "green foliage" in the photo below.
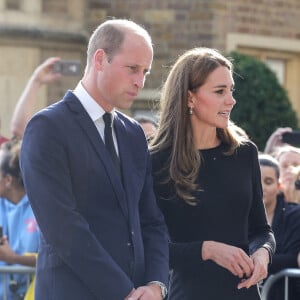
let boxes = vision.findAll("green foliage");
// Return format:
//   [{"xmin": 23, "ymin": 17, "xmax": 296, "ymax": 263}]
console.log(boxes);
[{"xmin": 228, "ymin": 51, "xmax": 298, "ymax": 151}]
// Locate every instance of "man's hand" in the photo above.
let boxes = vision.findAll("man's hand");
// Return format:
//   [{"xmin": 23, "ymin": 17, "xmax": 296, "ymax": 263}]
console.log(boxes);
[{"xmin": 125, "ymin": 283, "xmax": 162, "ymax": 300}]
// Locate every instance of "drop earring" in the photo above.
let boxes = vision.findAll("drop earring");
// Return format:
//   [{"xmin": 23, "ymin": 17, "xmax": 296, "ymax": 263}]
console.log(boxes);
[{"xmin": 189, "ymin": 107, "xmax": 193, "ymax": 115}]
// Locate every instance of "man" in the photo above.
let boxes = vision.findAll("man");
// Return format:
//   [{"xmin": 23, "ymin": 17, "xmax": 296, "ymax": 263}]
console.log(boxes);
[{"xmin": 20, "ymin": 19, "xmax": 169, "ymax": 300}]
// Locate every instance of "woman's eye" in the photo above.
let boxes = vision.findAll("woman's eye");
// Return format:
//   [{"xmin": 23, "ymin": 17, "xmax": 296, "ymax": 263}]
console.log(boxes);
[
  {"xmin": 215, "ymin": 89, "xmax": 224, "ymax": 94},
  {"xmin": 265, "ymin": 179, "xmax": 274, "ymax": 185}
]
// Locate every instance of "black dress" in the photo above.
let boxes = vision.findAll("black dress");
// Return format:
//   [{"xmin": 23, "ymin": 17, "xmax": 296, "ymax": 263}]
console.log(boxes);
[{"xmin": 151, "ymin": 142, "xmax": 275, "ymax": 300}]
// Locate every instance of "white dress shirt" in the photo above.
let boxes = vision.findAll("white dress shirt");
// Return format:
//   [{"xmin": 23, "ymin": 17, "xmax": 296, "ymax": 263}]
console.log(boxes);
[{"xmin": 72, "ymin": 81, "xmax": 119, "ymax": 155}]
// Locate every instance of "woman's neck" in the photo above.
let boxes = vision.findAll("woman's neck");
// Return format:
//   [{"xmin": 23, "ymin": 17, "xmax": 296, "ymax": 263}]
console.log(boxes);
[{"xmin": 191, "ymin": 124, "xmax": 220, "ymax": 150}]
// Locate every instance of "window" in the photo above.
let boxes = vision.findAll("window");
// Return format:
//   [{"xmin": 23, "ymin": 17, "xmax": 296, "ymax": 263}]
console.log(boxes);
[{"xmin": 265, "ymin": 58, "xmax": 285, "ymax": 85}]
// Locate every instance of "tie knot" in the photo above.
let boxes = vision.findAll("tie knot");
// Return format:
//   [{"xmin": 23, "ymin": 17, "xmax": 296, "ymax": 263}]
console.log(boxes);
[{"xmin": 103, "ymin": 112, "xmax": 113, "ymax": 128}]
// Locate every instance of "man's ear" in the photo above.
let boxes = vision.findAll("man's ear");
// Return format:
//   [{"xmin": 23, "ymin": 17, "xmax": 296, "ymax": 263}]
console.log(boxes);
[{"xmin": 94, "ymin": 49, "xmax": 106, "ymax": 71}]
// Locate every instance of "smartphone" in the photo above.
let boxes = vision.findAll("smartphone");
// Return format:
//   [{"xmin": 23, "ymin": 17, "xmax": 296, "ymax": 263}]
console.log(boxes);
[
  {"xmin": 281, "ymin": 131, "xmax": 300, "ymax": 147},
  {"xmin": 53, "ymin": 60, "xmax": 81, "ymax": 76}
]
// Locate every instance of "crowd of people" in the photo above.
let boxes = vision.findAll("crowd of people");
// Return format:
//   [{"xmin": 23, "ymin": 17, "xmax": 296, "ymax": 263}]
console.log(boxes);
[
  {"xmin": 0, "ymin": 18, "xmax": 299, "ymax": 300},
  {"xmin": 0, "ymin": 57, "xmax": 62, "ymax": 299}
]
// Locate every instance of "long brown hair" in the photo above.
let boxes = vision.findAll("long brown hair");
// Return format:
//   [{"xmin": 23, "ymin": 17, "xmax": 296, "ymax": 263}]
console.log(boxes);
[{"xmin": 150, "ymin": 47, "xmax": 247, "ymax": 205}]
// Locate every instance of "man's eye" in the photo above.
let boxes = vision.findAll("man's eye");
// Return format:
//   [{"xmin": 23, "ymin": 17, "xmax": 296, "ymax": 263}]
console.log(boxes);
[{"xmin": 128, "ymin": 66, "xmax": 137, "ymax": 72}]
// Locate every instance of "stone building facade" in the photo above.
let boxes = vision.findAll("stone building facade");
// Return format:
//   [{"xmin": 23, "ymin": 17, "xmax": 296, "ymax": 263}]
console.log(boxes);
[{"xmin": 0, "ymin": 0, "xmax": 300, "ymax": 136}]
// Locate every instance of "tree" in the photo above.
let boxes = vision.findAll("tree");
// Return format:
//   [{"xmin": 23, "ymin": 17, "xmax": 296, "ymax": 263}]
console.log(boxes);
[{"xmin": 228, "ymin": 51, "xmax": 298, "ymax": 151}]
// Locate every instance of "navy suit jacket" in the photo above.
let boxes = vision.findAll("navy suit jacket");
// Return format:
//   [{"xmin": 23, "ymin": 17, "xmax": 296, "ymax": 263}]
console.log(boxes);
[{"xmin": 20, "ymin": 91, "xmax": 169, "ymax": 300}]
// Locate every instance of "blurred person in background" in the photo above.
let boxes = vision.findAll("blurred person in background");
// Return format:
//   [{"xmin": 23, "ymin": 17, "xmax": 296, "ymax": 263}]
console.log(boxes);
[
  {"xmin": 289, "ymin": 165, "xmax": 300, "ymax": 204},
  {"xmin": 0, "ymin": 138, "xmax": 39, "ymax": 300},
  {"xmin": 10, "ymin": 57, "xmax": 62, "ymax": 139},
  {"xmin": 259, "ymin": 154, "xmax": 300, "ymax": 300},
  {"xmin": 264, "ymin": 127, "xmax": 293, "ymax": 155},
  {"xmin": 0, "ymin": 135, "xmax": 8, "ymax": 146},
  {"xmin": 134, "ymin": 116, "xmax": 158, "ymax": 143},
  {"xmin": 0, "ymin": 57, "xmax": 61, "ymax": 143},
  {"xmin": 275, "ymin": 145, "xmax": 300, "ymax": 203}
]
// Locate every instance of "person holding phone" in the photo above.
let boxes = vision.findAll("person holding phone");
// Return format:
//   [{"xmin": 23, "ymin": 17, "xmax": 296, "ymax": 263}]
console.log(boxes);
[
  {"xmin": 10, "ymin": 57, "xmax": 62, "ymax": 138},
  {"xmin": 264, "ymin": 127, "xmax": 300, "ymax": 155},
  {"xmin": 150, "ymin": 47, "xmax": 275, "ymax": 299},
  {"xmin": 20, "ymin": 19, "xmax": 169, "ymax": 300}
]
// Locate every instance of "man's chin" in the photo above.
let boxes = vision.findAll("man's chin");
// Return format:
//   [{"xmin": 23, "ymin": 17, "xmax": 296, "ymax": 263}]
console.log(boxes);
[{"xmin": 116, "ymin": 100, "xmax": 135, "ymax": 110}]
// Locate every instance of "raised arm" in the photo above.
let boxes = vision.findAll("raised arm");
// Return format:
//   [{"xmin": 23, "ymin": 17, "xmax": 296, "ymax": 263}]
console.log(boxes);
[{"xmin": 10, "ymin": 57, "xmax": 61, "ymax": 138}]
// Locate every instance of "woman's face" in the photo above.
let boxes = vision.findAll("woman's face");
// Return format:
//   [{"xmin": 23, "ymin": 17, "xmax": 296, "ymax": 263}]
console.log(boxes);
[
  {"xmin": 260, "ymin": 165, "xmax": 280, "ymax": 207},
  {"xmin": 188, "ymin": 66, "xmax": 236, "ymax": 129},
  {"xmin": 278, "ymin": 151, "xmax": 300, "ymax": 190}
]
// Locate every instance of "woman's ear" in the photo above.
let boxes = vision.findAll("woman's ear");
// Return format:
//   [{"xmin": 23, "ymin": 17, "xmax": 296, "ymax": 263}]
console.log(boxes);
[{"xmin": 187, "ymin": 90, "xmax": 194, "ymax": 108}]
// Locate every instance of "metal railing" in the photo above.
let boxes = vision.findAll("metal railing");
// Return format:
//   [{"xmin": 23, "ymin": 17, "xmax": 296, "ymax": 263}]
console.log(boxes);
[
  {"xmin": 261, "ymin": 268, "xmax": 300, "ymax": 300},
  {"xmin": 0, "ymin": 265, "xmax": 35, "ymax": 300}
]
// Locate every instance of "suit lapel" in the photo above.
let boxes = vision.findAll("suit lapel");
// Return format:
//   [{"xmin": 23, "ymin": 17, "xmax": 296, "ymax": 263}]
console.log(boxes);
[{"xmin": 64, "ymin": 92, "xmax": 129, "ymax": 218}]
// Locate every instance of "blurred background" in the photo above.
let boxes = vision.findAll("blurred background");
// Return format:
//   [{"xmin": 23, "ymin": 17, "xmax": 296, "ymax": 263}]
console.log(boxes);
[{"xmin": 0, "ymin": 0, "xmax": 299, "ymax": 149}]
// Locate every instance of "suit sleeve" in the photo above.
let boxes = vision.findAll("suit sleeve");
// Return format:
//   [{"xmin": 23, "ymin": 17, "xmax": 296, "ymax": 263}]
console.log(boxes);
[
  {"xmin": 138, "ymin": 149, "xmax": 169, "ymax": 286},
  {"xmin": 20, "ymin": 113, "xmax": 134, "ymax": 299}
]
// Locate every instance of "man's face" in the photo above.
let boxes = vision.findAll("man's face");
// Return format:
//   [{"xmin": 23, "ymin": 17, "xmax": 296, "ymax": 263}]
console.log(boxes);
[{"xmin": 96, "ymin": 33, "xmax": 153, "ymax": 111}]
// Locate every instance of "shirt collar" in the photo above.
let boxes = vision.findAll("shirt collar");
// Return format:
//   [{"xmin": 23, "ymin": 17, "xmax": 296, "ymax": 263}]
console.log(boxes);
[{"xmin": 73, "ymin": 81, "xmax": 115, "ymax": 122}]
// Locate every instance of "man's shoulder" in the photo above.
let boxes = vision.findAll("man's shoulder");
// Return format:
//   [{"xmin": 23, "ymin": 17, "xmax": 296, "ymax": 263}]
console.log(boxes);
[
  {"xmin": 115, "ymin": 111, "xmax": 143, "ymax": 133},
  {"xmin": 32, "ymin": 91, "xmax": 78, "ymax": 122}
]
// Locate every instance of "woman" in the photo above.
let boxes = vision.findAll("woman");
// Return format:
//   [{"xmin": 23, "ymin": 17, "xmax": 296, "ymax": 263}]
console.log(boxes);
[
  {"xmin": 150, "ymin": 47, "xmax": 275, "ymax": 299},
  {"xmin": 259, "ymin": 154, "xmax": 300, "ymax": 300},
  {"xmin": 0, "ymin": 138, "xmax": 39, "ymax": 300},
  {"xmin": 274, "ymin": 145, "xmax": 300, "ymax": 203}
]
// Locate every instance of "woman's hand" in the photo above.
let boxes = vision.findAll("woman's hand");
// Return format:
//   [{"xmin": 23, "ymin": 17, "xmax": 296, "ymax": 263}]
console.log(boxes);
[
  {"xmin": 202, "ymin": 241, "xmax": 254, "ymax": 279},
  {"xmin": 237, "ymin": 247, "xmax": 269, "ymax": 289},
  {"xmin": 264, "ymin": 127, "xmax": 292, "ymax": 154}
]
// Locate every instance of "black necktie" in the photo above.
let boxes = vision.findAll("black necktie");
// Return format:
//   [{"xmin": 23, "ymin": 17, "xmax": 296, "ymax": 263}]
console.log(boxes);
[{"xmin": 103, "ymin": 112, "xmax": 121, "ymax": 176}]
